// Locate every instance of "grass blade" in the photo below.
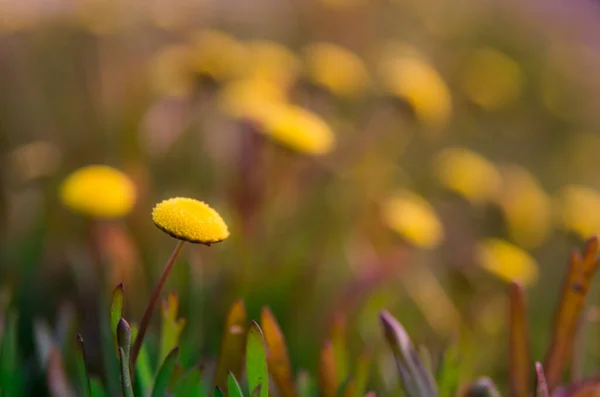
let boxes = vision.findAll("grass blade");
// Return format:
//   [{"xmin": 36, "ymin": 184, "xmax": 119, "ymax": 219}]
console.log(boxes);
[
  {"xmin": 227, "ymin": 372, "xmax": 245, "ymax": 397},
  {"xmin": 160, "ymin": 292, "xmax": 186, "ymax": 364},
  {"xmin": 214, "ymin": 299, "xmax": 247, "ymax": 391},
  {"xmin": 297, "ymin": 370, "xmax": 317, "ymax": 397},
  {"xmin": 509, "ymin": 282, "xmax": 531, "ymax": 397},
  {"xmin": 75, "ymin": 334, "xmax": 92, "ymax": 397},
  {"xmin": 246, "ymin": 321, "xmax": 268, "ymax": 397},
  {"xmin": 380, "ymin": 310, "xmax": 438, "ymax": 397},
  {"xmin": 151, "ymin": 347, "xmax": 180, "ymax": 397},
  {"xmin": 117, "ymin": 318, "xmax": 134, "ymax": 397},
  {"xmin": 330, "ymin": 313, "xmax": 349, "ymax": 385},
  {"xmin": 351, "ymin": 348, "xmax": 372, "ymax": 397},
  {"xmin": 436, "ymin": 339, "xmax": 461, "ymax": 397},
  {"xmin": 319, "ymin": 341, "xmax": 339, "ymax": 397},
  {"xmin": 130, "ymin": 324, "xmax": 153, "ymax": 397},
  {"xmin": 174, "ymin": 367, "xmax": 203, "ymax": 397},
  {"xmin": 261, "ymin": 307, "xmax": 295, "ymax": 397},
  {"xmin": 90, "ymin": 377, "xmax": 106, "ymax": 397},
  {"xmin": 0, "ymin": 310, "xmax": 22, "ymax": 396},
  {"xmin": 544, "ymin": 236, "xmax": 599, "ymax": 390},
  {"xmin": 214, "ymin": 386, "xmax": 225, "ymax": 397}
]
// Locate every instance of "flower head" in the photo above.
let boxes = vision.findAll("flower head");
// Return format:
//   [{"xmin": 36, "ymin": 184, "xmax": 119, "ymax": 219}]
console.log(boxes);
[
  {"xmin": 243, "ymin": 40, "xmax": 300, "ymax": 89},
  {"xmin": 261, "ymin": 104, "xmax": 335, "ymax": 156},
  {"xmin": 152, "ymin": 197, "xmax": 229, "ymax": 244},
  {"xmin": 381, "ymin": 190, "xmax": 444, "ymax": 249},
  {"xmin": 149, "ymin": 43, "xmax": 195, "ymax": 97},
  {"xmin": 460, "ymin": 47, "xmax": 523, "ymax": 110},
  {"xmin": 303, "ymin": 42, "xmax": 369, "ymax": 99},
  {"xmin": 60, "ymin": 165, "xmax": 136, "ymax": 218},
  {"xmin": 496, "ymin": 165, "xmax": 551, "ymax": 248},
  {"xmin": 476, "ymin": 238, "xmax": 538, "ymax": 286},
  {"xmin": 433, "ymin": 147, "xmax": 501, "ymax": 205},
  {"xmin": 188, "ymin": 29, "xmax": 246, "ymax": 81},
  {"xmin": 218, "ymin": 77, "xmax": 287, "ymax": 123},
  {"xmin": 379, "ymin": 44, "xmax": 451, "ymax": 127},
  {"xmin": 554, "ymin": 185, "xmax": 600, "ymax": 239}
]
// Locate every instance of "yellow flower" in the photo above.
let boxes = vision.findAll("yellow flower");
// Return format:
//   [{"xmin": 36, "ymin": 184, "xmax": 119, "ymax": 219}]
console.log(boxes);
[
  {"xmin": 148, "ymin": 44, "xmax": 195, "ymax": 97},
  {"xmin": 303, "ymin": 42, "xmax": 369, "ymax": 99},
  {"xmin": 433, "ymin": 147, "xmax": 501, "ymax": 205},
  {"xmin": 379, "ymin": 44, "xmax": 451, "ymax": 128},
  {"xmin": 381, "ymin": 190, "xmax": 444, "ymax": 249},
  {"xmin": 188, "ymin": 29, "xmax": 247, "ymax": 81},
  {"xmin": 60, "ymin": 165, "xmax": 136, "ymax": 218},
  {"xmin": 217, "ymin": 78, "xmax": 288, "ymax": 123},
  {"xmin": 152, "ymin": 197, "xmax": 230, "ymax": 244},
  {"xmin": 460, "ymin": 47, "xmax": 523, "ymax": 110},
  {"xmin": 497, "ymin": 165, "xmax": 551, "ymax": 248},
  {"xmin": 243, "ymin": 40, "xmax": 300, "ymax": 89},
  {"xmin": 261, "ymin": 104, "xmax": 335, "ymax": 155},
  {"xmin": 476, "ymin": 238, "xmax": 538, "ymax": 286},
  {"xmin": 554, "ymin": 185, "xmax": 600, "ymax": 239}
]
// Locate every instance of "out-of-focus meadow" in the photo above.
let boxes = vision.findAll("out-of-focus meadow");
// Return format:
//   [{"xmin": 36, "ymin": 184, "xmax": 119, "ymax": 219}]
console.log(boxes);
[{"xmin": 3, "ymin": 0, "xmax": 600, "ymax": 395}]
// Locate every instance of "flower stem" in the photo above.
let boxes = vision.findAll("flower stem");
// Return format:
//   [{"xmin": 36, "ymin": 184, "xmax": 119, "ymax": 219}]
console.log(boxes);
[{"xmin": 130, "ymin": 239, "xmax": 186, "ymax": 369}]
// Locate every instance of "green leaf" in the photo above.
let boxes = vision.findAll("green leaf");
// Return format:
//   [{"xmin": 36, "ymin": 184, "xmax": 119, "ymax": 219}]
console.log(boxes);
[
  {"xmin": 117, "ymin": 319, "xmax": 134, "ymax": 397},
  {"xmin": 174, "ymin": 367, "xmax": 203, "ymax": 397},
  {"xmin": 160, "ymin": 293, "xmax": 186, "ymax": 364},
  {"xmin": 297, "ymin": 370, "xmax": 317, "ymax": 397},
  {"xmin": 214, "ymin": 386, "xmax": 225, "ymax": 397},
  {"xmin": 214, "ymin": 299, "xmax": 247, "ymax": 391},
  {"xmin": 227, "ymin": 372, "xmax": 244, "ymax": 397},
  {"xmin": 90, "ymin": 377, "xmax": 106, "ymax": 397},
  {"xmin": 110, "ymin": 283, "xmax": 125, "ymax": 349},
  {"xmin": 75, "ymin": 334, "xmax": 92, "ymax": 397},
  {"xmin": 351, "ymin": 348, "xmax": 372, "ymax": 397},
  {"xmin": 436, "ymin": 340, "xmax": 461, "ymax": 397},
  {"xmin": 0, "ymin": 310, "xmax": 21, "ymax": 396},
  {"xmin": 131, "ymin": 324, "xmax": 153, "ymax": 397},
  {"xmin": 545, "ymin": 237, "xmax": 599, "ymax": 390},
  {"xmin": 152, "ymin": 347, "xmax": 180, "ymax": 397},
  {"xmin": 379, "ymin": 310, "xmax": 438, "ymax": 397},
  {"xmin": 246, "ymin": 321, "xmax": 268, "ymax": 397}
]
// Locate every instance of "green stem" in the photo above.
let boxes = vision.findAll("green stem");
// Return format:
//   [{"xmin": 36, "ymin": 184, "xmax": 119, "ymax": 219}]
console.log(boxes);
[{"xmin": 130, "ymin": 240, "xmax": 186, "ymax": 368}]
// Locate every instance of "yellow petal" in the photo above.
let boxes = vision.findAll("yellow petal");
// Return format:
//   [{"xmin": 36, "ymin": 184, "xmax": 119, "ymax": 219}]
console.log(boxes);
[
  {"xmin": 60, "ymin": 165, "xmax": 136, "ymax": 218},
  {"xmin": 261, "ymin": 104, "xmax": 335, "ymax": 156},
  {"xmin": 476, "ymin": 239, "xmax": 538, "ymax": 286},
  {"xmin": 554, "ymin": 185, "xmax": 600, "ymax": 239},
  {"xmin": 460, "ymin": 47, "xmax": 523, "ymax": 110},
  {"xmin": 433, "ymin": 147, "xmax": 501, "ymax": 205},
  {"xmin": 303, "ymin": 42, "xmax": 369, "ymax": 99},
  {"xmin": 152, "ymin": 197, "xmax": 230, "ymax": 244},
  {"xmin": 381, "ymin": 190, "xmax": 444, "ymax": 249}
]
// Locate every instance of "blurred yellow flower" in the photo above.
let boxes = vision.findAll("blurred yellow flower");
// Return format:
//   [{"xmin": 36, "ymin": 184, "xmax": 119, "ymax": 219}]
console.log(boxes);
[
  {"xmin": 260, "ymin": 104, "xmax": 335, "ymax": 155},
  {"xmin": 554, "ymin": 185, "xmax": 600, "ymax": 239},
  {"xmin": 218, "ymin": 78, "xmax": 287, "ymax": 123},
  {"xmin": 188, "ymin": 29, "xmax": 247, "ymax": 81},
  {"xmin": 433, "ymin": 147, "xmax": 501, "ymax": 205},
  {"xmin": 60, "ymin": 165, "xmax": 136, "ymax": 218},
  {"xmin": 460, "ymin": 48, "xmax": 523, "ymax": 110},
  {"xmin": 152, "ymin": 197, "xmax": 230, "ymax": 244},
  {"xmin": 379, "ymin": 45, "xmax": 451, "ymax": 127},
  {"xmin": 381, "ymin": 190, "xmax": 444, "ymax": 249},
  {"xmin": 476, "ymin": 238, "xmax": 538, "ymax": 286},
  {"xmin": 149, "ymin": 44, "xmax": 195, "ymax": 97},
  {"xmin": 243, "ymin": 40, "xmax": 300, "ymax": 89},
  {"xmin": 497, "ymin": 165, "xmax": 551, "ymax": 248},
  {"xmin": 303, "ymin": 42, "xmax": 369, "ymax": 99}
]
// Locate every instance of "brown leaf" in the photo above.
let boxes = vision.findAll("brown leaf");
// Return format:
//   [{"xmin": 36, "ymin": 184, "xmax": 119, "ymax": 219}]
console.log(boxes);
[
  {"xmin": 261, "ymin": 307, "xmax": 296, "ymax": 397},
  {"xmin": 214, "ymin": 299, "xmax": 247, "ymax": 392},
  {"xmin": 509, "ymin": 282, "xmax": 531, "ymax": 397},
  {"xmin": 319, "ymin": 340, "xmax": 338, "ymax": 397},
  {"xmin": 544, "ymin": 236, "xmax": 599, "ymax": 390}
]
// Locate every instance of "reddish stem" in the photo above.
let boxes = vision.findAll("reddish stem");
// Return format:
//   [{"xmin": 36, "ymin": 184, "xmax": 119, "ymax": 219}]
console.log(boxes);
[{"xmin": 130, "ymin": 239, "xmax": 185, "ymax": 368}]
